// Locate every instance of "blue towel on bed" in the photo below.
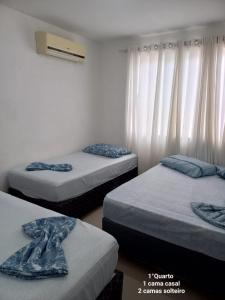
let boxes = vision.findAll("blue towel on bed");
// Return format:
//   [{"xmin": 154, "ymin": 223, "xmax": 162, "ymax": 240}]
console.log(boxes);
[
  {"xmin": 0, "ymin": 216, "xmax": 76, "ymax": 279},
  {"xmin": 26, "ymin": 162, "xmax": 73, "ymax": 172},
  {"xmin": 191, "ymin": 202, "xmax": 225, "ymax": 230},
  {"xmin": 160, "ymin": 155, "xmax": 217, "ymax": 178}
]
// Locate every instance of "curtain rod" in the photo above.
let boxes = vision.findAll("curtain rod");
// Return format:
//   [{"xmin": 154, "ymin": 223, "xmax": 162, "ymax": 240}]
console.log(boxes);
[{"xmin": 119, "ymin": 35, "xmax": 225, "ymax": 52}]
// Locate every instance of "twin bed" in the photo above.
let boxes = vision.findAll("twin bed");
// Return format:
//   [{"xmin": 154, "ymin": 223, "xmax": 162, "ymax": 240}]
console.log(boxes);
[
  {"xmin": 0, "ymin": 191, "xmax": 122, "ymax": 300},
  {"xmin": 8, "ymin": 151, "xmax": 138, "ymax": 217}
]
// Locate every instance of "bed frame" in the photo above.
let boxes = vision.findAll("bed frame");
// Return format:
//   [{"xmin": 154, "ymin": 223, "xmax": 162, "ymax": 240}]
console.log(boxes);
[
  {"xmin": 8, "ymin": 167, "xmax": 138, "ymax": 218},
  {"xmin": 97, "ymin": 270, "xmax": 123, "ymax": 300},
  {"xmin": 102, "ymin": 217, "xmax": 225, "ymax": 297}
]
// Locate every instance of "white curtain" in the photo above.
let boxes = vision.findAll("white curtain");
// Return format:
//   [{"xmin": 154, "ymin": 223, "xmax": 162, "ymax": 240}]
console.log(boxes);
[{"xmin": 126, "ymin": 37, "xmax": 225, "ymax": 172}]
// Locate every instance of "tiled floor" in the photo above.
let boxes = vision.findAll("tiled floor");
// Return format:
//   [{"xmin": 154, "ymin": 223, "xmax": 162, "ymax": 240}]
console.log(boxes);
[{"xmin": 82, "ymin": 207, "xmax": 218, "ymax": 300}]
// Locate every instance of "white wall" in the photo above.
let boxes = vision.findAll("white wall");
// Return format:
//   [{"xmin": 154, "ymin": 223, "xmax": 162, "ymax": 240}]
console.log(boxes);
[
  {"xmin": 98, "ymin": 22, "xmax": 225, "ymax": 146},
  {"xmin": 0, "ymin": 4, "xmax": 100, "ymax": 190},
  {"xmin": 97, "ymin": 38, "xmax": 131, "ymax": 146}
]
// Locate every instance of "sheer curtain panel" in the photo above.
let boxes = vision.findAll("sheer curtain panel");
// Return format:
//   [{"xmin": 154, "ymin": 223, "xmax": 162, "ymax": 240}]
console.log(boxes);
[{"xmin": 126, "ymin": 37, "xmax": 225, "ymax": 172}]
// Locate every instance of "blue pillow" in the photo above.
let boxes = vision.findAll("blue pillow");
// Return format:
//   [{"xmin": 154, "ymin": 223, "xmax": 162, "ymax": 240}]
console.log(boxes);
[
  {"xmin": 83, "ymin": 143, "xmax": 131, "ymax": 158},
  {"xmin": 217, "ymin": 166, "xmax": 225, "ymax": 179},
  {"xmin": 160, "ymin": 154, "xmax": 217, "ymax": 178}
]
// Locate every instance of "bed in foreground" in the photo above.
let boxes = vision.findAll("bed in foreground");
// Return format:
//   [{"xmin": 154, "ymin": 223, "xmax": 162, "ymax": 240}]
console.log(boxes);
[
  {"xmin": 0, "ymin": 191, "xmax": 122, "ymax": 300},
  {"xmin": 103, "ymin": 164, "xmax": 225, "ymax": 295},
  {"xmin": 8, "ymin": 151, "xmax": 137, "ymax": 217}
]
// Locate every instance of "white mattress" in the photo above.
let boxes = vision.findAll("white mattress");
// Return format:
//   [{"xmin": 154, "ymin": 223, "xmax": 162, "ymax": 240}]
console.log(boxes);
[
  {"xmin": 0, "ymin": 192, "xmax": 118, "ymax": 300},
  {"xmin": 103, "ymin": 164, "xmax": 225, "ymax": 262},
  {"xmin": 8, "ymin": 152, "xmax": 137, "ymax": 202}
]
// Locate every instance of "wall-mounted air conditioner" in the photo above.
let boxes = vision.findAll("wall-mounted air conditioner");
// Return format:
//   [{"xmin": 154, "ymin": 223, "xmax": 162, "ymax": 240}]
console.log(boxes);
[{"xmin": 35, "ymin": 32, "xmax": 86, "ymax": 63}]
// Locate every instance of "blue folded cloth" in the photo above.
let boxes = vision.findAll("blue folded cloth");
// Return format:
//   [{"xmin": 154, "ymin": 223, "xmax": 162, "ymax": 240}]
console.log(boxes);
[
  {"xmin": 83, "ymin": 143, "xmax": 131, "ymax": 158},
  {"xmin": 216, "ymin": 166, "xmax": 225, "ymax": 179},
  {"xmin": 160, "ymin": 154, "xmax": 217, "ymax": 178},
  {"xmin": 191, "ymin": 202, "xmax": 225, "ymax": 230},
  {"xmin": 0, "ymin": 216, "xmax": 76, "ymax": 279},
  {"xmin": 26, "ymin": 162, "xmax": 73, "ymax": 172}
]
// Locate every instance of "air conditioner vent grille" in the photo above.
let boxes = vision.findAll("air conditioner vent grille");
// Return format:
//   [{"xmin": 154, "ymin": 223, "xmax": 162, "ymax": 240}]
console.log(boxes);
[{"xmin": 47, "ymin": 46, "xmax": 85, "ymax": 59}]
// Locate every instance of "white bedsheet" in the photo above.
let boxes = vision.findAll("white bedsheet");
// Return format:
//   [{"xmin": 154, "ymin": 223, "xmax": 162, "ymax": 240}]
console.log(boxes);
[
  {"xmin": 8, "ymin": 152, "xmax": 137, "ymax": 202},
  {"xmin": 103, "ymin": 164, "xmax": 225, "ymax": 261},
  {"xmin": 0, "ymin": 192, "xmax": 118, "ymax": 300}
]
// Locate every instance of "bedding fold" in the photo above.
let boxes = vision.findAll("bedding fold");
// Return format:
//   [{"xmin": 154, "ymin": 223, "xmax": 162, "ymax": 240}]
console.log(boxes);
[
  {"xmin": 191, "ymin": 202, "xmax": 225, "ymax": 230},
  {"xmin": 160, "ymin": 154, "xmax": 217, "ymax": 178},
  {"xmin": 217, "ymin": 166, "xmax": 225, "ymax": 179},
  {"xmin": 83, "ymin": 143, "xmax": 131, "ymax": 158},
  {"xmin": 0, "ymin": 216, "xmax": 76, "ymax": 279},
  {"xmin": 26, "ymin": 162, "xmax": 72, "ymax": 172}
]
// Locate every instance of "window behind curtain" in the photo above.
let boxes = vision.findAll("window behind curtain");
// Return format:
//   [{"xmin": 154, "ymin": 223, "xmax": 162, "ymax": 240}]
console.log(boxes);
[{"xmin": 126, "ymin": 38, "xmax": 225, "ymax": 171}]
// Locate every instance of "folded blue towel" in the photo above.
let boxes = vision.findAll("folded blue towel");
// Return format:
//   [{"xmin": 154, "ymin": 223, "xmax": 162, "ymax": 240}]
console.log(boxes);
[
  {"xmin": 0, "ymin": 216, "xmax": 76, "ymax": 279},
  {"xmin": 83, "ymin": 143, "xmax": 131, "ymax": 158},
  {"xmin": 26, "ymin": 162, "xmax": 72, "ymax": 172},
  {"xmin": 216, "ymin": 166, "xmax": 225, "ymax": 179},
  {"xmin": 191, "ymin": 202, "xmax": 225, "ymax": 230},
  {"xmin": 161, "ymin": 155, "xmax": 217, "ymax": 178}
]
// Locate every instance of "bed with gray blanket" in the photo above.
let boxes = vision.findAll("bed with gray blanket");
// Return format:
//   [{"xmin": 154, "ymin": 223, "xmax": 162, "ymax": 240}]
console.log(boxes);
[
  {"xmin": 0, "ymin": 192, "xmax": 121, "ymax": 300},
  {"xmin": 103, "ymin": 163, "xmax": 225, "ymax": 294}
]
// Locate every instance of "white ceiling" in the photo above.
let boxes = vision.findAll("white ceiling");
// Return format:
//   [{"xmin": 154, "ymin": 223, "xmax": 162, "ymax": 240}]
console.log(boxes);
[{"xmin": 1, "ymin": 0, "xmax": 225, "ymax": 41}]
